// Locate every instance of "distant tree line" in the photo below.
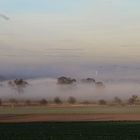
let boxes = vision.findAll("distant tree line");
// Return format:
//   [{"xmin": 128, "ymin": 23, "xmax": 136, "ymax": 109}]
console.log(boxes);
[
  {"xmin": 0, "ymin": 95, "xmax": 140, "ymax": 107},
  {"xmin": 6, "ymin": 77, "xmax": 106, "ymax": 95},
  {"xmin": 57, "ymin": 76, "xmax": 105, "ymax": 88}
]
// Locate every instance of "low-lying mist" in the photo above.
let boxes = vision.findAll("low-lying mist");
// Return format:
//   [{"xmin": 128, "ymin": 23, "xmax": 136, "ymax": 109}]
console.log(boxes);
[{"xmin": 0, "ymin": 78, "xmax": 140, "ymax": 101}]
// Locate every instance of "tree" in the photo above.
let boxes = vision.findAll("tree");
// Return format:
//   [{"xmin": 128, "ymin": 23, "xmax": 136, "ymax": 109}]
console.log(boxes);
[
  {"xmin": 114, "ymin": 97, "xmax": 122, "ymax": 105},
  {"xmin": 54, "ymin": 97, "xmax": 62, "ymax": 104},
  {"xmin": 8, "ymin": 79, "xmax": 29, "ymax": 94},
  {"xmin": 39, "ymin": 99, "xmax": 48, "ymax": 105},
  {"xmin": 25, "ymin": 100, "xmax": 31, "ymax": 106},
  {"xmin": 98, "ymin": 99, "xmax": 107, "ymax": 105},
  {"xmin": 128, "ymin": 95, "xmax": 140, "ymax": 105},
  {"xmin": 0, "ymin": 98, "xmax": 2, "ymax": 106},
  {"xmin": 67, "ymin": 96, "xmax": 76, "ymax": 104},
  {"xmin": 81, "ymin": 78, "xmax": 95, "ymax": 84},
  {"xmin": 57, "ymin": 76, "xmax": 76, "ymax": 84}
]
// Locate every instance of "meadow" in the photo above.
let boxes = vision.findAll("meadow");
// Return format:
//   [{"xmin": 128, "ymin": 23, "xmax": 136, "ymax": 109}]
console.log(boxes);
[
  {"xmin": 0, "ymin": 105, "xmax": 139, "ymax": 123},
  {"xmin": 0, "ymin": 105, "xmax": 140, "ymax": 115},
  {"xmin": 0, "ymin": 121, "xmax": 140, "ymax": 140}
]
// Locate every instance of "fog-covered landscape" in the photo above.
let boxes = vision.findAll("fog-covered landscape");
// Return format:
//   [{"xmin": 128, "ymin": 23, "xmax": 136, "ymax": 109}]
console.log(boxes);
[
  {"xmin": 0, "ymin": 77, "xmax": 139, "ymax": 102},
  {"xmin": 1, "ymin": 1, "xmax": 140, "ymax": 139},
  {"xmin": 0, "ymin": 0, "xmax": 140, "ymax": 102}
]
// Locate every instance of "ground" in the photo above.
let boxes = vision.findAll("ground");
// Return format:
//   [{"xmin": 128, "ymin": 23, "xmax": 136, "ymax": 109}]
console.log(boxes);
[
  {"xmin": 0, "ymin": 105, "xmax": 140, "ymax": 122},
  {"xmin": 1, "ymin": 105, "xmax": 140, "ymax": 139},
  {"xmin": 0, "ymin": 121, "xmax": 140, "ymax": 139}
]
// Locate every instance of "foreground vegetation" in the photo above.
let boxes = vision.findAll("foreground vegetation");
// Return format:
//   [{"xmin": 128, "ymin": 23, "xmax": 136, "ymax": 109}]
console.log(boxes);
[
  {"xmin": 1, "ymin": 94, "xmax": 140, "ymax": 106},
  {"xmin": 0, "ymin": 105, "xmax": 140, "ymax": 115},
  {"xmin": 0, "ymin": 121, "xmax": 140, "ymax": 140}
]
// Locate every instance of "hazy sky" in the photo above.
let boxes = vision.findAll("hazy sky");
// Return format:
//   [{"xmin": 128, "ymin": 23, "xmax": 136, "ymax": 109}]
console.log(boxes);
[{"xmin": 0, "ymin": 0, "xmax": 140, "ymax": 78}]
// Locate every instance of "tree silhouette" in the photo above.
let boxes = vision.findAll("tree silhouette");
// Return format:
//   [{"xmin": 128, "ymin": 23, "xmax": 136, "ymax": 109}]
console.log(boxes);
[
  {"xmin": 54, "ymin": 97, "xmax": 62, "ymax": 104},
  {"xmin": 114, "ymin": 97, "xmax": 122, "ymax": 105},
  {"xmin": 40, "ymin": 99, "xmax": 48, "ymax": 105},
  {"xmin": 57, "ymin": 76, "xmax": 76, "ymax": 84},
  {"xmin": 8, "ymin": 79, "xmax": 28, "ymax": 94},
  {"xmin": 128, "ymin": 95, "xmax": 139, "ymax": 105},
  {"xmin": 67, "ymin": 96, "xmax": 76, "ymax": 104}
]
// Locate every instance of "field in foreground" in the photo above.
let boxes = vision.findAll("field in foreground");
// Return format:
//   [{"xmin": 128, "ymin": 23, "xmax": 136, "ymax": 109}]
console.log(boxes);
[
  {"xmin": 1, "ymin": 105, "xmax": 140, "ymax": 115},
  {"xmin": 0, "ymin": 105, "xmax": 140, "ymax": 122},
  {"xmin": 0, "ymin": 105, "xmax": 140, "ymax": 139},
  {"xmin": 0, "ymin": 121, "xmax": 140, "ymax": 140}
]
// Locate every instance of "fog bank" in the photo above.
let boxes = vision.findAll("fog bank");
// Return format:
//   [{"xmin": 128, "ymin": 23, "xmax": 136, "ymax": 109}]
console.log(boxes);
[{"xmin": 0, "ymin": 78, "xmax": 140, "ymax": 101}]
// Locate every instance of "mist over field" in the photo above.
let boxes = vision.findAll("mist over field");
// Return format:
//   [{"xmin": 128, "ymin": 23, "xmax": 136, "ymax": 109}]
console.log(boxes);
[
  {"xmin": 0, "ymin": 77, "xmax": 140, "ymax": 101},
  {"xmin": 1, "ymin": 0, "xmax": 140, "ymax": 101}
]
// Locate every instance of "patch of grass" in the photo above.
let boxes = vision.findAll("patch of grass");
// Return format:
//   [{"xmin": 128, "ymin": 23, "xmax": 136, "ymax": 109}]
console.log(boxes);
[
  {"xmin": 0, "ymin": 121, "xmax": 140, "ymax": 139},
  {"xmin": 0, "ymin": 105, "xmax": 140, "ymax": 115}
]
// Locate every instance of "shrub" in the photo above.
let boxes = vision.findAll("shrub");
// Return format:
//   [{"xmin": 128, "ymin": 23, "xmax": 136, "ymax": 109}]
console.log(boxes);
[
  {"xmin": 98, "ymin": 99, "xmax": 107, "ymax": 105},
  {"xmin": 114, "ymin": 97, "xmax": 122, "ymax": 105},
  {"xmin": 54, "ymin": 97, "xmax": 62, "ymax": 104},
  {"xmin": 0, "ymin": 99, "xmax": 2, "ymax": 106},
  {"xmin": 67, "ymin": 96, "xmax": 76, "ymax": 104},
  {"xmin": 25, "ymin": 100, "xmax": 31, "ymax": 105},
  {"xmin": 39, "ymin": 99, "xmax": 48, "ymax": 105},
  {"xmin": 127, "ymin": 95, "xmax": 140, "ymax": 105}
]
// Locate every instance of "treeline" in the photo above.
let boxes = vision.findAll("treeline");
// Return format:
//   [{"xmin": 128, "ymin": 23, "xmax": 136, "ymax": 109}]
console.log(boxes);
[
  {"xmin": 3, "ymin": 77, "xmax": 106, "ymax": 94},
  {"xmin": 0, "ymin": 95, "xmax": 140, "ymax": 107},
  {"xmin": 57, "ymin": 76, "xmax": 105, "ymax": 88},
  {"xmin": 7, "ymin": 77, "xmax": 105, "ymax": 87}
]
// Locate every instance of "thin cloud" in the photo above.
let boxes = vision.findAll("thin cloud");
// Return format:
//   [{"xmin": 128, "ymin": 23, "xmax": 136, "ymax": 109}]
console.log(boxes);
[{"xmin": 0, "ymin": 14, "xmax": 10, "ymax": 20}]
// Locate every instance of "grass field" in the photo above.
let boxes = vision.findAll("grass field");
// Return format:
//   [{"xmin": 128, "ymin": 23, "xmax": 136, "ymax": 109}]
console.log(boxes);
[
  {"xmin": 0, "ymin": 105, "xmax": 140, "ymax": 115},
  {"xmin": 0, "ymin": 121, "xmax": 140, "ymax": 140},
  {"xmin": 0, "ymin": 105, "xmax": 140, "ymax": 122},
  {"xmin": 0, "ymin": 105, "xmax": 140, "ymax": 139}
]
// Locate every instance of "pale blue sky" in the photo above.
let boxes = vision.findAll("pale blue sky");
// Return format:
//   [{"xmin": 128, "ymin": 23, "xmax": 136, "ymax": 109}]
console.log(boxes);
[
  {"xmin": 1, "ymin": 0, "xmax": 140, "ymax": 15},
  {"xmin": 0, "ymin": 0, "xmax": 140, "ymax": 78},
  {"xmin": 1, "ymin": 0, "xmax": 91, "ymax": 15}
]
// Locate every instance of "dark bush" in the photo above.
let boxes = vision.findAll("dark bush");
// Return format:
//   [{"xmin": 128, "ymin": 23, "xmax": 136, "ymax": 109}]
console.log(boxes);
[
  {"xmin": 54, "ymin": 97, "xmax": 62, "ymax": 104},
  {"xmin": 0, "ymin": 99, "xmax": 2, "ymax": 106},
  {"xmin": 114, "ymin": 97, "xmax": 122, "ymax": 105},
  {"xmin": 98, "ymin": 99, "xmax": 107, "ymax": 105},
  {"xmin": 25, "ymin": 100, "xmax": 31, "ymax": 105},
  {"xmin": 67, "ymin": 97, "xmax": 76, "ymax": 104},
  {"xmin": 128, "ymin": 95, "xmax": 140, "ymax": 105},
  {"xmin": 39, "ymin": 99, "xmax": 48, "ymax": 105}
]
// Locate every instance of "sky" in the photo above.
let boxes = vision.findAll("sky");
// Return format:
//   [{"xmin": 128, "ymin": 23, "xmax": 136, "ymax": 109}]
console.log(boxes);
[{"xmin": 0, "ymin": 0, "xmax": 140, "ymax": 78}]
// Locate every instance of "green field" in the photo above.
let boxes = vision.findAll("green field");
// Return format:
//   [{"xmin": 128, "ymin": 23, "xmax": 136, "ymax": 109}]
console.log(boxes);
[
  {"xmin": 0, "ymin": 105, "xmax": 140, "ymax": 140},
  {"xmin": 0, "ymin": 121, "xmax": 140, "ymax": 140},
  {"xmin": 0, "ymin": 105, "xmax": 140, "ymax": 115}
]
